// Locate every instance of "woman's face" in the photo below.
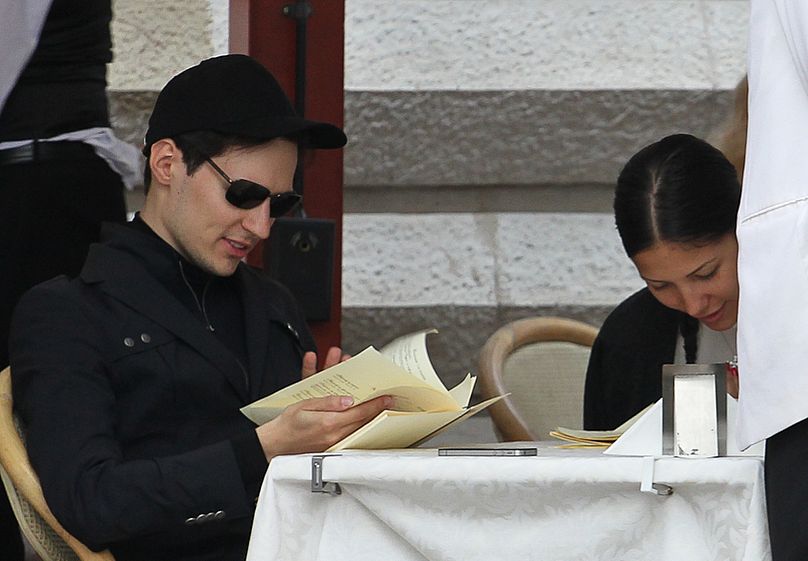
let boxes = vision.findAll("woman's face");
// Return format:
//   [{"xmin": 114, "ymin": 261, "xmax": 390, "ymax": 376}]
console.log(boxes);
[{"xmin": 631, "ymin": 233, "xmax": 739, "ymax": 331}]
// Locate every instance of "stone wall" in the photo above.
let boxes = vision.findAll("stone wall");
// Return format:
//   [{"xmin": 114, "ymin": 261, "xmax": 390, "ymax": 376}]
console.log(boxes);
[{"xmin": 108, "ymin": 0, "xmax": 749, "ymax": 389}]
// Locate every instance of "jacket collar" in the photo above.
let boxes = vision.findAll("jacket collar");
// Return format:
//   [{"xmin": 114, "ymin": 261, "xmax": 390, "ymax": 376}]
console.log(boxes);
[{"xmin": 81, "ymin": 221, "xmax": 288, "ymax": 400}]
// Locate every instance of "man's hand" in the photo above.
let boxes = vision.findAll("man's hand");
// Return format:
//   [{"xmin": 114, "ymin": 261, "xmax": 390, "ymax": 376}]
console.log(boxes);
[
  {"xmin": 255, "ymin": 395, "xmax": 392, "ymax": 461},
  {"xmin": 301, "ymin": 347, "xmax": 351, "ymax": 378}
]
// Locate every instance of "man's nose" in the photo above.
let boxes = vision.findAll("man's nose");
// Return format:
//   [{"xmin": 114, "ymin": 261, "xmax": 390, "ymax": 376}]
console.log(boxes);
[{"xmin": 242, "ymin": 199, "xmax": 271, "ymax": 240}]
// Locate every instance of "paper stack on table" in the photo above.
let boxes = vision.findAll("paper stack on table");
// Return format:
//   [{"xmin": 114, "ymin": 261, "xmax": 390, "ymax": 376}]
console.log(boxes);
[{"xmin": 550, "ymin": 404, "xmax": 653, "ymax": 448}]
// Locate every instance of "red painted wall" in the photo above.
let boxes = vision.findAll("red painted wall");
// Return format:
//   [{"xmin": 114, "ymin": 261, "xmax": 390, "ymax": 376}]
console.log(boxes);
[{"xmin": 230, "ymin": 0, "xmax": 345, "ymax": 357}]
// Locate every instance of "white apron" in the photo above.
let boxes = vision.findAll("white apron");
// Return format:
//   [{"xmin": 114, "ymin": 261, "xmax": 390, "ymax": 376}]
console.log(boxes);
[{"xmin": 737, "ymin": 0, "xmax": 808, "ymax": 448}]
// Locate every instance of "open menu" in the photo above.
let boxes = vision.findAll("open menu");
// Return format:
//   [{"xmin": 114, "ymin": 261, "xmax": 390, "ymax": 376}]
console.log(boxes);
[{"xmin": 241, "ymin": 329, "xmax": 503, "ymax": 451}]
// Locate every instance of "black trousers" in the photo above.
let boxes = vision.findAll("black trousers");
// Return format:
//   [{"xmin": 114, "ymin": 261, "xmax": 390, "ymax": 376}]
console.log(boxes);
[
  {"xmin": 0, "ymin": 145, "xmax": 126, "ymax": 560},
  {"xmin": 766, "ymin": 416, "xmax": 808, "ymax": 561}
]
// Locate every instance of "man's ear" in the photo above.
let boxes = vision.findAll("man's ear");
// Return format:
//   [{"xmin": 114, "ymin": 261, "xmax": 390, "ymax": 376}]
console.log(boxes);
[{"xmin": 149, "ymin": 139, "xmax": 179, "ymax": 188}]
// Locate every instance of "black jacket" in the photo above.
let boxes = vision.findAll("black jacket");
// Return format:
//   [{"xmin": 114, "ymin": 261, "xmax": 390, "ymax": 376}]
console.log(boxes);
[
  {"xmin": 583, "ymin": 288, "xmax": 681, "ymax": 430},
  {"xmin": 10, "ymin": 223, "xmax": 314, "ymax": 561}
]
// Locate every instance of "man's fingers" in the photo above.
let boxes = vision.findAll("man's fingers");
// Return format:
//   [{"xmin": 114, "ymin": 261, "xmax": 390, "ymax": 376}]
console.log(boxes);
[
  {"xmin": 322, "ymin": 346, "xmax": 343, "ymax": 370},
  {"xmin": 332, "ymin": 395, "xmax": 393, "ymax": 424},
  {"xmin": 301, "ymin": 351, "xmax": 317, "ymax": 378},
  {"xmin": 303, "ymin": 347, "xmax": 351, "ymax": 378},
  {"xmin": 305, "ymin": 395, "xmax": 393, "ymax": 441},
  {"xmin": 297, "ymin": 394, "xmax": 393, "ymax": 416},
  {"xmin": 297, "ymin": 395, "xmax": 356, "ymax": 412}
]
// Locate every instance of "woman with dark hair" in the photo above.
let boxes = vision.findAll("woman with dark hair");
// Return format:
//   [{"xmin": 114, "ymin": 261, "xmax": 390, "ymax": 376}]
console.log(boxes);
[{"xmin": 583, "ymin": 133, "xmax": 741, "ymax": 430}]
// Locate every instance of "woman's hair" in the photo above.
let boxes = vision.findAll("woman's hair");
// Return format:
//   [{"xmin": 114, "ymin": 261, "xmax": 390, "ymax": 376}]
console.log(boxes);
[
  {"xmin": 614, "ymin": 133, "xmax": 741, "ymax": 258},
  {"xmin": 614, "ymin": 133, "xmax": 741, "ymax": 362},
  {"xmin": 709, "ymin": 75, "xmax": 748, "ymax": 182}
]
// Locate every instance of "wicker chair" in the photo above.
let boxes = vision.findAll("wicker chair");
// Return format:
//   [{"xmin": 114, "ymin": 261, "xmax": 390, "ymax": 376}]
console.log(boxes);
[
  {"xmin": 0, "ymin": 367, "xmax": 115, "ymax": 561},
  {"xmin": 478, "ymin": 317, "xmax": 598, "ymax": 441}
]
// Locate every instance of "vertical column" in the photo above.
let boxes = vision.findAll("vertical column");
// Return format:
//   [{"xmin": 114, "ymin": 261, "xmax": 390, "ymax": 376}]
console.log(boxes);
[{"xmin": 230, "ymin": 0, "xmax": 345, "ymax": 353}]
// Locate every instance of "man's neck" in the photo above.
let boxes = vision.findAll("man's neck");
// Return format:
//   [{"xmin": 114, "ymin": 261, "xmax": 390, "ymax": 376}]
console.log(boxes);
[{"xmin": 137, "ymin": 207, "xmax": 176, "ymax": 250}]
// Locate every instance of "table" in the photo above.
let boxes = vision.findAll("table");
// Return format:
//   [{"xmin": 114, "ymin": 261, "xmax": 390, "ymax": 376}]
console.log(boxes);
[{"xmin": 245, "ymin": 443, "xmax": 770, "ymax": 561}]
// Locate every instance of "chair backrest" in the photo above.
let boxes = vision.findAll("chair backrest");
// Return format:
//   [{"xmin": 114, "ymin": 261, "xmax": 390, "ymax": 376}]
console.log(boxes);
[
  {"xmin": 478, "ymin": 317, "xmax": 599, "ymax": 441},
  {"xmin": 0, "ymin": 367, "xmax": 115, "ymax": 561}
]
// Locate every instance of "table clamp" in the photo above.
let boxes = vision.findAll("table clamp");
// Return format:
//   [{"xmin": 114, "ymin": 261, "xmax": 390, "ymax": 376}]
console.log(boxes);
[
  {"xmin": 640, "ymin": 456, "xmax": 673, "ymax": 496},
  {"xmin": 311, "ymin": 455, "xmax": 342, "ymax": 495}
]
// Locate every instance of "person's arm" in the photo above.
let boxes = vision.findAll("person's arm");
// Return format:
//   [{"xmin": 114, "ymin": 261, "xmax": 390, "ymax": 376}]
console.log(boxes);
[
  {"xmin": 13, "ymin": 361, "xmax": 254, "ymax": 550},
  {"xmin": 12, "ymin": 279, "xmax": 392, "ymax": 550},
  {"xmin": 254, "ymin": 394, "xmax": 391, "ymax": 461},
  {"xmin": 583, "ymin": 331, "xmax": 645, "ymax": 430},
  {"xmin": 584, "ymin": 332, "xmax": 665, "ymax": 431},
  {"xmin": 9, "ymin": 283, "xmax": 262, "ymax": 550},
  {"xmin": 583, "ymin": 290, "xmax": 675, "ymax": 430}
]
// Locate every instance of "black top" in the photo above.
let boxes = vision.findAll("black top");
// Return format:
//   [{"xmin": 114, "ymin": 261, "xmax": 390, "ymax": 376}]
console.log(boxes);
[{"xmin": 583, "ymin": 288, "xmax": 683, "ymax": 430}]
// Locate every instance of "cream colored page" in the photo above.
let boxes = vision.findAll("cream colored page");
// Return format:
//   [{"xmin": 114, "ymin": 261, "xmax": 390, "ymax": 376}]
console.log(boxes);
[
  {"xmin": 552, "ymin": 428, "xmax": 622, "ymax": 440},
  {"xmin": 331, "ymin": 394, "xmax": 506, "ymax": 451},
  {"xmin": 410, "ymin": 395, "xmax": 505, "ymax": 447},
  {"xmin": 327, "ymin": 409, "xmax": 465, "ymax": 451},
  {"xmin": 241, "ymin": 346, "xmax": 458, "ymax": 425},
  {"xmin": 552, "ymin": 403, "xmax": 655, "ymax": 441},
  {"xmin": 448, "ymin": 374, "xmax": 476, "ymax": 407},
  {"xmin": 380, "ymin": 328, "xmax": 446, "ymax": 391}
]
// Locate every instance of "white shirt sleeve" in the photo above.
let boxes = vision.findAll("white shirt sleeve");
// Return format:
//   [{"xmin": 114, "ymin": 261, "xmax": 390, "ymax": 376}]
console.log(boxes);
[{"xmin": 736, "ymin": 0, "xmax": 808, "ymax": 447}]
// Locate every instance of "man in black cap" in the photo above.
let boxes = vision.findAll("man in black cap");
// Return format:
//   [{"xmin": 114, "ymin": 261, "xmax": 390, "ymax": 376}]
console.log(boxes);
[{"xmin": 9, "ymin": 54, "xmax": 391, "ymax": 561}]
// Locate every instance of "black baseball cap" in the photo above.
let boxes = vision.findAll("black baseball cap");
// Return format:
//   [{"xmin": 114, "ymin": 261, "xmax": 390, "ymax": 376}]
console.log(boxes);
[{"xmin": 143, "ymin": 54, "xmax": 346, "ymax": 154}]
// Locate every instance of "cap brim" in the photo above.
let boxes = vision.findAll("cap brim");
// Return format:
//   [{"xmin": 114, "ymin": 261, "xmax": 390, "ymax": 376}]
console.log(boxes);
[
  {"xmin": 221, "ymin": 115, "xmax": 346, "ymax": 149},
  {"xmin": 289, "ymin": 119, "xmax": 347, "ymax": 149}
]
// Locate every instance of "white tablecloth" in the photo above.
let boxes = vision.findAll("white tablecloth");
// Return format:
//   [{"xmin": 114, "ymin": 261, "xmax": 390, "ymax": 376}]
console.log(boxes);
[{"xmin": 246, "ymin": 444, "xmax": 769, "ymax": 561}]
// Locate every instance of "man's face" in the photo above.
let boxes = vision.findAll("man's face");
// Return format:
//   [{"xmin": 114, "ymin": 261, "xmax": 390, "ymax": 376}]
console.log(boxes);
[{"xmin": 160, "ymin": 139, "xmax": 298, "ymax": 276}]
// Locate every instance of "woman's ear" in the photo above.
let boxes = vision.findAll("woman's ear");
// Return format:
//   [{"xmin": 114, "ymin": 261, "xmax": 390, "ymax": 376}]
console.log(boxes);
[{"xmin": 148, "ymin": 139, "xmax": 178, "ymax": 188}]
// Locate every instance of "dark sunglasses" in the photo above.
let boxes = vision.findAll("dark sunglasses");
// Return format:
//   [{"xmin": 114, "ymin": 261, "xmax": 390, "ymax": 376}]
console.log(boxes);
[{"xmin": 204, "ymin": 157, "xmax": 302, "ymax": 217}]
